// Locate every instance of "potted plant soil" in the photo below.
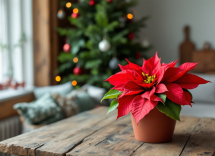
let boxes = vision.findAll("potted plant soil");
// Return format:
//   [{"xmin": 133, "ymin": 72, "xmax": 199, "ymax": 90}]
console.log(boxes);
[{"xmin": 102, "ymin": 52, "xmax": 210, "ymax": 143}]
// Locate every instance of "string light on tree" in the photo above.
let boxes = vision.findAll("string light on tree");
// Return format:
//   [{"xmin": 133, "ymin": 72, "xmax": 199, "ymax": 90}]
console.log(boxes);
[
  {"xmin": 66, "ymin": 2, "xmax": 72, "ymax": 8},
  {"xmin": 89, "ymin": 0, "xmax": 95, "ymax": 6},
  {"xmin": 72, "ymin": 80, "xmax": 77, "ymax": 86},
  {"xmin": 73, "ymin": 8, "xmax": 79, "ymax": 13},
  {"xmin": 57, "ymin": 9, "xmax": 65, "ymax": 19},
  {"xmin": 55, "ymin": 76, "xmax": 61, "ymax": 82},
  {"xmin": 127, "ymin": 13, "xmax": 133, "ymax": 21},
  {"xmin": 73, "ymin": 57, "xmax": 78, "ymax": 63}
]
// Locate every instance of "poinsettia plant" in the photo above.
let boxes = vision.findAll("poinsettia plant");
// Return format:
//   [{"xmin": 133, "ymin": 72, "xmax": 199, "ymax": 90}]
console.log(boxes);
[{"xmin": 101, "ymin": 52, "xmax": 210, "ymax": 124}]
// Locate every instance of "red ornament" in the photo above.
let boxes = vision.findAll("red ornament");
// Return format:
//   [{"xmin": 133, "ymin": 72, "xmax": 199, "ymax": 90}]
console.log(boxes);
[
  {"xmin": 73, "ymin": 67, "xmax": 82, "ymax": 75},
  {"xmin": 128, "ymin": 33, "xmax": 134, "ymax": 40},
  {"xmin": 135, "ymin": 52, "xmax": 141, "ymax": 59},
  {"xmin": 89, "ymin": 0, "xmax": 95, "ymax": 6},
  {"xmin": 71, "ymin": 13, "xmax": 79, "ymax": 18},
  {"xmin": 0, "ymin": 84, "xmax": 3, "ymax": 90},
  {"xmin": 107, "ymin": 0, "xmax": 113, "ymax": 3},
  {"xmin": 63, "ymin": 43, "xmax": 71, "ymax": 52}
]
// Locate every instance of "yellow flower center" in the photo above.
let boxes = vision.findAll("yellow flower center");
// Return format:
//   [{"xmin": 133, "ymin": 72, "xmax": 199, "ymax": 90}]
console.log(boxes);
[{"xmin": 142, "ymin": 72, "xmax": 156, "ymax": 84}]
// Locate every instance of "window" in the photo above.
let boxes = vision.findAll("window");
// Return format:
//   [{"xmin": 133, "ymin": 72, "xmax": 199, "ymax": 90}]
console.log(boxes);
[{"xmin": 0, "ymin": 0, "xmax": 33, "ymax": 86}]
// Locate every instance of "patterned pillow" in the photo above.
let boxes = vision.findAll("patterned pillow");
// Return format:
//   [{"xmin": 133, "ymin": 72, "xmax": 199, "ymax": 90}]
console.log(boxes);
[
  {"xmin": 51, "ymin": 93, "xmax": 79, "ymax": 118},
  {"xmin": 66, "ymin": 90, "xmax": 96, "ymax": 112},
  {"xmin": 14, "ymin": 93, "xmax": 64, "ymax": 124}
]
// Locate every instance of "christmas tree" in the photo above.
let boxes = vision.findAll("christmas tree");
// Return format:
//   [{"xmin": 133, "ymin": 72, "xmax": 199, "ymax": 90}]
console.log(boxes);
[{"xmin": 57, "ymin": 0, "xmax": 151, "ymax": 90}]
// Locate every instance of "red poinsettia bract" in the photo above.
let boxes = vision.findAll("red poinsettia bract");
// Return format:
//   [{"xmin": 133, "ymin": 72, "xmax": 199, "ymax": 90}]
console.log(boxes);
[{"xmin": 105, "ymin": 52, "xmax": 210, "ymax": 124}]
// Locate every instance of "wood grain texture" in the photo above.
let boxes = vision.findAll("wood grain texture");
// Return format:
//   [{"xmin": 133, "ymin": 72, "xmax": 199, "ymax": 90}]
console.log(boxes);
[
  {"xmin": 181, "ymin": 118, "xmax": 215, "ymax": 156},
  {"xmin": 0, "ymin": 92, "xmax": 35, "ymax": 120},
  {"xmin": 0, "ymin": 107, "xmax": 109, "ymax": 156},
  {"xmin": 132, "ymin": 116, "xmax": 200, "ymax": 156},
  {"xmin": 67, "ymin": 115, "xmax": 142, "ymax": 156},
  {"xmin": 35, "ymin": 112, "xmax": 117, "ymax": 156},
  {"xmin": 1, "ymin": 108, "xmax": 215, "ymax": 156}
]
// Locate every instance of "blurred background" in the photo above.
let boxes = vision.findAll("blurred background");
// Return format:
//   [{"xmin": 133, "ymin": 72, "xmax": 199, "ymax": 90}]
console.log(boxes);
[{"xmin": 0, "ymin": 0, "xmax": 215, "ymax": 155}]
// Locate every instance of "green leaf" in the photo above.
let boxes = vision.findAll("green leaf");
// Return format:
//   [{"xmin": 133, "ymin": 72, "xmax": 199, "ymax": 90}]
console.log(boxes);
[
  {"xmin": 101, "ymin": 89, "xmax": 122, "ymax": 102},
  {"xmin": 71, "ymin": 39, "xmax": 85, "ymax": 55},
  {"xmin": 107, "ymin": 100, "xmax": 119, "ymax": 115},
  {"xmin": 157, "ymin": 93, "xmax": 167, "ymax": 104},
  {"xmin": 156, "ymin": 99, "xmax": 181, "ymax": 121},
  {"xmin": 85, "ymin": 60, "xmax": 102, "ymax": 69}
]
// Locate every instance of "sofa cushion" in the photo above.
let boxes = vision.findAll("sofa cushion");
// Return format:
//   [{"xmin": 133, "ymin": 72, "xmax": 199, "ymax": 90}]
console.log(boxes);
[
  {"xmin": 67, "ymin": 89, "xmax": 96, "ymax": 112},
  {"xmin": 14, "ymin": 93, "xmax": 64, "ymax": 124},
  {"xmin": 51, "ymin": 93, "xmax": 79, "ymax": 117},
  {"xmin": 81, "ymin": 84, "xmax": 106, "ymax": 105},
  {"xmin": 34, "ymin": 82, "xmax": 73, "ymax": 99}
]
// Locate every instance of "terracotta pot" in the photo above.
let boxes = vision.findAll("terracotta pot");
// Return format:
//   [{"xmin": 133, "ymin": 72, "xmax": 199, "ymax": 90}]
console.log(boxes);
[{"xmin": 131, "ymin": 107, "xmax": 176, "ymax": 143}]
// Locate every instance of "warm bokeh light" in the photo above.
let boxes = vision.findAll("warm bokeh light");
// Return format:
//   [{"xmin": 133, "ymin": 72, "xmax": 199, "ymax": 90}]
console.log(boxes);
[
  {"xmin": 72, "ymin": 80, "xmax": 77, "ymax": 86},
  {"xmin": 73, "ymin": 57, "xmax": 78, "ymax": 63},
  {"xmin": 55, "ymin": 76, "xmax": 61, "ymax": 82},
  {"xmin": 73, "ymin": 8, "xmax": 79, "ymax": 13},
  {"xmin": 58, "ymin": 10, "xmax": 63, "ymax": 14},
  {"xmin": 127, "ymin": 13, "xmax": 133, "ymax": 19},
  {"xmin": 66, "ymin": 2, "xmax": 72, "ymax": 8}
]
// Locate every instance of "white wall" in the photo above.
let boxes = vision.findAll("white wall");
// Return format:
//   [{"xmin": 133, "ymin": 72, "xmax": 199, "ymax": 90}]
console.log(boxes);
[{"xmin": 135, "ymin": 0, "xmax": 215, "ymax": 63}]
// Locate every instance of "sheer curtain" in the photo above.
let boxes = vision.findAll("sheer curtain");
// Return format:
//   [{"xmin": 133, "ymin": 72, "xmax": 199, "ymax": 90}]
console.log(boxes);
[{"xmin": 0, "ymin": 0, "xmax": 33, "ymax": 86}]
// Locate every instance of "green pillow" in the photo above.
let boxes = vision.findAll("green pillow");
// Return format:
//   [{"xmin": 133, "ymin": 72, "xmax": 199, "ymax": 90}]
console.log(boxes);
[
  {"xmin": 14, "ymin": 93, "xmax": 64, "ymax": 124},
  {"xmin": 67, "ymin": 90, "xmax": 96, "ymax": 112}
]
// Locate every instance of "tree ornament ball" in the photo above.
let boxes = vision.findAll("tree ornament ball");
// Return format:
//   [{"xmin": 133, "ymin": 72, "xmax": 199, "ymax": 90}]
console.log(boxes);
[
  {"xmin": 142, "ymin": 38, "xmax": 150, "ymax": 47},
  {"xmin": 89, "ymin": 0, "xmax": 95, "ymax": 6},
  {"xmin": 73, "ymin": 67, "xmax": 82, "ymax": 75},
  {"xmin": 63, "ymin": 43, "xmax": 71, "ymax": 52},
  {"xmin": 71, "ymin": 13, "xmax": 79, "ymax": 18},
  {"xmin": 107, "ymin": 0, "xmax": 113, "ymax": 3},
  {"xmin": 99, "ymin": 39, "xmax": 111, "ymax": 52},
  {"xmin": 57, "ymin": 10, "xmax": 65, "ymax": 19},
  {"xmin": 135, "ymin": 52, "xmax": 142, "ymax": 59},
  {"xmin": 128, "ymin": 33, "xmax": 134, "ymax": 40},
  {"xmin": 109, "ymin": 57, "xmax": 119, "ymax": 70}
]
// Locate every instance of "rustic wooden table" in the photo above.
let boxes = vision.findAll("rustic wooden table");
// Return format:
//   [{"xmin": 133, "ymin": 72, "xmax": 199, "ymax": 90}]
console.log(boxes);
[{"xmin": 0, "ymin": 106, "xmax": 215, "ymax": 156}]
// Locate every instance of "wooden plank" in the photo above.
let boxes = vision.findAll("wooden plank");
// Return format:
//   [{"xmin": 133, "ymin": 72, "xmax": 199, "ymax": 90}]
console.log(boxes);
[
  {"xmin": 0, "ymin": 107, "xmax": 109, "ymax": 156},
  {"xmin": 0, "ymin": 92, "xmax": 35, "ymax": 120},
  {"xmin": 35, "ymin": 112, "xmax": 117, "ymax": 156},
  {"xmin": 67, "ymin": 115, "xmax": 143, "ymax": 156},
  {"xmin": 33, "ymin": 0, "xmax": 51, "ymax": 86},
  {"xmin": 132, "ymin": 116, "xmax": 200, "ymax": 156},
  {"xmin": 181, "ymin": 118, "xmax": 215, "ymax": 156}
]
